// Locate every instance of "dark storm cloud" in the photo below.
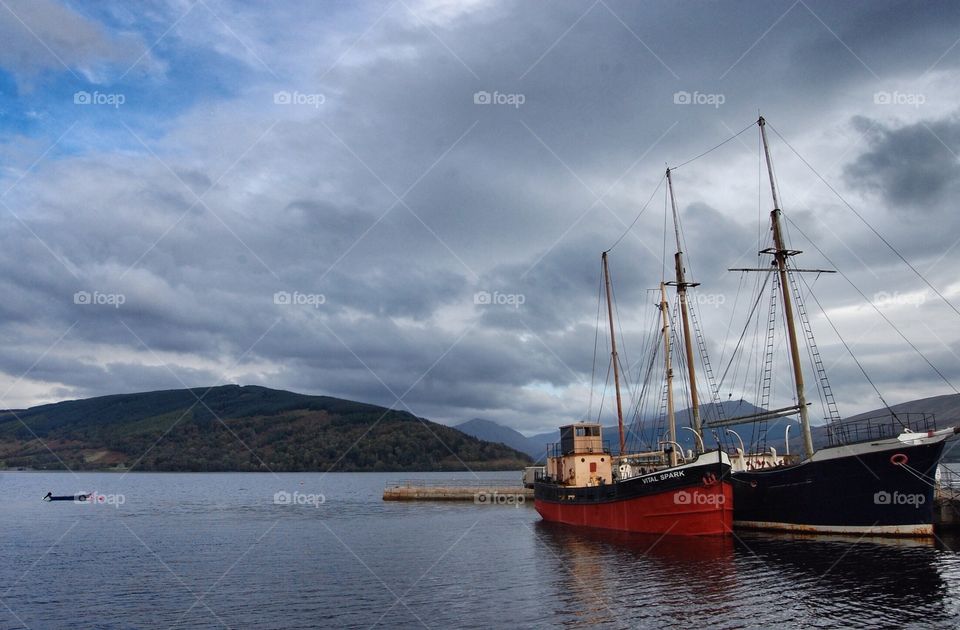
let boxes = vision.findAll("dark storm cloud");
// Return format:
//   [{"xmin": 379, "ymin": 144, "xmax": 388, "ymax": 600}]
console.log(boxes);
[{"xmin": 844, "ymin": 114, "xmax": 960, "ymax": 209}]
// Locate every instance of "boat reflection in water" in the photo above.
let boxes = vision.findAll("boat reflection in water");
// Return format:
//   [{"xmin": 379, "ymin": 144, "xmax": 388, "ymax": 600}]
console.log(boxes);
[
  {"xmin": 532, "ymin": 521, "xmax": 737, "ymax": 627},
  {"xmin": 532, "ymin": 522, "xmax": 955, "ymax": 627}
]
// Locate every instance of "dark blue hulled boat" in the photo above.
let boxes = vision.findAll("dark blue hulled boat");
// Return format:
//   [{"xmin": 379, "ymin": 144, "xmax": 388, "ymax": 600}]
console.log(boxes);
[
  {"xmin": 707, "ymin": 117, "xmax": 958, "ymax": 537},
  {"xmin": 43, "ymin": 492, "xmax": 90, "ymax": 502},
  {"xmin": 730, "ymin": 417, "xmax": 956, "ymax": 535}
]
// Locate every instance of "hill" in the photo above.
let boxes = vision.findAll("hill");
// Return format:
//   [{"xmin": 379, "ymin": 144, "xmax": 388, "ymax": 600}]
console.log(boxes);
[
  {"xmin": 454, "ymin": 419, "xmax": 541, "ymax": 460},
  {"xmin": 0, "ymin": 385, "xmax": 532, "ymax": 472},
  {"xmin": 458, "ymin": 395, "xmax": 960, "ymax": 462}
]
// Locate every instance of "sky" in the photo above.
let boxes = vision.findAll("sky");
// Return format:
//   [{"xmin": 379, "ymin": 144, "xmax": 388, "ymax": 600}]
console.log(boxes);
[{"xmin": 0, "ymin": 0, "xmax": 959, "ymax": 435}]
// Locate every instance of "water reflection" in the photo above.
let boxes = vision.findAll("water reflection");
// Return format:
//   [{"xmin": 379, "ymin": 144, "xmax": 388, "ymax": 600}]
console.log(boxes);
[
  {"xmin": 532, "ymin": 522, "xmax": 738, "ymax": 627},
  {"xmin": 733, "ymin": 531, "xmax": 952, "ymax": 626},
  {"xmin": 530, "ymin": 523, "xmax": 959, "ymax": 628}
]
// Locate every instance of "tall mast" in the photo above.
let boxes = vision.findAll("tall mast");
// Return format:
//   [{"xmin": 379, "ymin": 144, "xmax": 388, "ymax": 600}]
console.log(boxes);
[
  {"xmin": 665, "ymin": 168, "xmax": 702, "ymax": 450},
  {"xmin": 758, "ymin": 116, "xmax": 815, "ymax": 460},
  {"xmin": 602, "ymin": 252, "xmax": 626, "ymax": 455},
  {"xmin": 659, "ymin": 282, "xmax": 678, "ymax": 466}
]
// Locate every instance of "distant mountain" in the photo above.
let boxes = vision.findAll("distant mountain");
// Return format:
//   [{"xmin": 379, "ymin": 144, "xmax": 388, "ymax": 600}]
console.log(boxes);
[
  {"xmin": 454, "ymin": 419, "xmax": 543, "ymax": 460},
  {"xmin": 457, "ymin": 394, "xmax": 960, "ymax": 463},
  {"xmin": 459, "ymin": 400, "xmax": 769, "ymax": 461},
  {"xmin": 841, "ymin": 394, "xmax": 960, "ymax": 462},
  {"xmin": 842, "ymin": 394, "xmax": 960, "ymax": 425},
  {"xmin": 0, "ymin": 385, "xmax": 531, "ymax": 472},
  {"xmin": 701, "ymin": 395, "xmax": 960, "ymax": 458}
]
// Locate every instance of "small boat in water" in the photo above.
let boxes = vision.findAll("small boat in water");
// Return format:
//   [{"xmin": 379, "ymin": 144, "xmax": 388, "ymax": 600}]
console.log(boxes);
[{"xmin": 43, "ymin": 492, "xmax": 89, "ymax": 502}]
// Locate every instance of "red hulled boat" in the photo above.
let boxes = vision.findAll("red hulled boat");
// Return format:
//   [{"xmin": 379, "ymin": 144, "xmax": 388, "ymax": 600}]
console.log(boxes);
[{"xmin": 533, "ymin": 424, "xmax": 732, "ymax": 536}]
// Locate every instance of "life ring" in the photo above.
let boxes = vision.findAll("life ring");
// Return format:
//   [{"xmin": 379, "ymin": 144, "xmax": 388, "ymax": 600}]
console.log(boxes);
[{"xmin": 890, "ymin": 453, "xmax": 908, "ymax": 466}]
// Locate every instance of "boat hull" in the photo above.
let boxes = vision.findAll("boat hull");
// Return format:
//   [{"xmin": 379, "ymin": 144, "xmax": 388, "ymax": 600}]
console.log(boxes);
[
  {"xmin": 733, "ymin": 436, "xmax": 946, "ymax": 536},
  {"xmin": 534, "ymin": 452, "xmax": 733, "ymax": 536}
]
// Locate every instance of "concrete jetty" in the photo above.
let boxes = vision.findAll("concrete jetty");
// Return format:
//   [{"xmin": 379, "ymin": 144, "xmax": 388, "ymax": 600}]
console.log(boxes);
[
  {"xmin": 383, "ymin": 479, "xmax": 533, "ymax": 502},
  {"xmin": 935, "ymin": 468, "xmax": 960, "ymax": 529}
]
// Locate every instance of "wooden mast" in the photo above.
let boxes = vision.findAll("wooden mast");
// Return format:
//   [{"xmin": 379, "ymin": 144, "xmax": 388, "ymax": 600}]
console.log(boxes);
[
  {"xmin": 601, "ymin": 252, "xmax": 626, "ymax": 455},
  {"xmin": 758, "ymin": 116, "xmax": 815, "ymax": 460},
  {"xmin": 659, "ymin": 282, "xmax": 678, "ymax": 466},
  {"xmin": 665, "ymin": 168, "xmax": 702, "ymax": 451}
]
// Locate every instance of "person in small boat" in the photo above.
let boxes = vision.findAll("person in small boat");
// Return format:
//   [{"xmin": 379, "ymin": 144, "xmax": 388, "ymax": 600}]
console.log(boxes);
[{"xmin": 43, "ymin": 491, "xmax": 52, "ymax": 500}]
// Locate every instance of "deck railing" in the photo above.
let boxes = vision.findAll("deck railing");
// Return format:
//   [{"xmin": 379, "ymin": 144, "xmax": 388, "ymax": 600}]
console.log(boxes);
[{"xmin": 825, "ymin": 412, "xmax": 936, "ymax": 447}]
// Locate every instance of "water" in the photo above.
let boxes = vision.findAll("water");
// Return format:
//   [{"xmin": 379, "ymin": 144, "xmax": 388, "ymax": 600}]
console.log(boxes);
[{"xmin": 2, "ymin": 470, "xmax": 960, "ymax": 629}]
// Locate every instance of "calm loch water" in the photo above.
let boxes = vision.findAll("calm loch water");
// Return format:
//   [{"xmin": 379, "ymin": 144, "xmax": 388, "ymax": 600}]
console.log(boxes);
[{"xmin": 2, "ymin": 471, "xmax": 959, "ymax": 629}]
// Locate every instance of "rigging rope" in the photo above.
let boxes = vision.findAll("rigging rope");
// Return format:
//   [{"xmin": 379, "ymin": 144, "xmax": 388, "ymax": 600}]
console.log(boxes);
[
  {"xmin": 606, "ymin": 121, "xmax": 757, "ymax": 254},
  {"xmin": 606, "ymin": 172, "xmax": 666, "ymax": 252},
  {"xmin": 717, "ymin": 272, "xmax": 772, "ymax": 392},
  {"xmin": 767, "ymin": 122, "xmax": 960, "ymax": 320},
  {"xmin": 799, "ymin": 272, "xmax": 903, "ymax": 424},
  {"xmin": 669, "ymin": 121, "xmax": 757, "ymax": 171},
  {"xmin": 587, "ymin": 263, "xmax": 605, "ymax": 420},
  {"xmin": 784, "ymin": 216, "xmax": 959, "ymax": 396}
]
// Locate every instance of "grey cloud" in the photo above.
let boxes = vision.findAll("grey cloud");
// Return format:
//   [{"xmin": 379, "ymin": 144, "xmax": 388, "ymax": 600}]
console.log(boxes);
[
  {"xmin": 0, "ymin": 0, "xmax": 157, "ymax": 86},
  {"xmin": 844, "ymin": 114, "xmax": 960, "ymax": 209},
  {"xmin": 1, "ymin": 0, "xmax": 959, "ymax": 429}
]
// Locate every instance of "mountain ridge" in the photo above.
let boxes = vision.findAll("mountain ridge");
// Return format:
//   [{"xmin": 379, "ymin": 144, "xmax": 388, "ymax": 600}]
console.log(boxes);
[
  {"xmin": 456, "ymin": 394, "xmax": 960, "ymax": 462},
  {"xmin": 0, "ymin": 385, "xmax": 531, "ymax": 472}
]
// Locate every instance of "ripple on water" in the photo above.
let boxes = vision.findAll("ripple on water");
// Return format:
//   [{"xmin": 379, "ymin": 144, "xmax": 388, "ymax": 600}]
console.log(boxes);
[{"xmin": 2, "ymin": 472, "xmax": 959, "ymax": 629}]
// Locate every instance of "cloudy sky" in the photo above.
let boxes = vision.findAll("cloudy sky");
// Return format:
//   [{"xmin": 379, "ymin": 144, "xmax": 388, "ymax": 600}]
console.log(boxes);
[{"xmin": 1, "ymin": 0, "xmax": 959, "ymax": 435}]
